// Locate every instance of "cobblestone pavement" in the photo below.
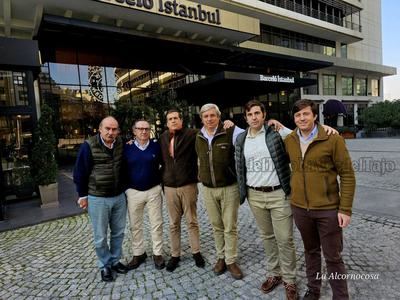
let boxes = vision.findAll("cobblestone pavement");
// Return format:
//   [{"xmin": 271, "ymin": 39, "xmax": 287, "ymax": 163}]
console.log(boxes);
[
  {"xmin": 346, "ymin": 138, "xmax": 400, "ymax": 191},
  {"xmin": 1, "ymin": 138, "xmax": 400, "ymax": 299}
]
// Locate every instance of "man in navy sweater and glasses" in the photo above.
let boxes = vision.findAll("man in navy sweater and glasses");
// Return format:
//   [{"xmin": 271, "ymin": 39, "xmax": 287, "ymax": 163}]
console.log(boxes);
[{"xmin": 123, "ymin": 119, "xmax": 165, "ymax": 271}]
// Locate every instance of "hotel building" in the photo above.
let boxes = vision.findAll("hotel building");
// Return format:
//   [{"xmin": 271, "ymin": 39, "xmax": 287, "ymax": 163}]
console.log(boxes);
[{"xmin": 0, "ymin": 0, "xmax": 396, "ymax": 199}]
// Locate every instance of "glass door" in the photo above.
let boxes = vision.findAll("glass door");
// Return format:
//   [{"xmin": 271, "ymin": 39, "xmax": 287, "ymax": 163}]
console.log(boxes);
[{"xmin": 0, "ymin": 114, "xmax": 34, "ymax": 198}]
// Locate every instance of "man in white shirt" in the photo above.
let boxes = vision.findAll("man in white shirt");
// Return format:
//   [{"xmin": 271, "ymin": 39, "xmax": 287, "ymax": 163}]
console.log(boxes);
[{"xmin": 235, "ymin": 100, "xmax": 298, "ymax": 299}]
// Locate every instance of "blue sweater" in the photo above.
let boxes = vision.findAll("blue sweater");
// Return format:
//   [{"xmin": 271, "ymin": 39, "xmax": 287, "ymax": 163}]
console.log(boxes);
[
  {"xmin": 123, "ymin": 140, "xmax": 162, "ymax": 191},
  {"xmin": 73, "ymin": 142, "xmax": 93, "ymax": 197}
]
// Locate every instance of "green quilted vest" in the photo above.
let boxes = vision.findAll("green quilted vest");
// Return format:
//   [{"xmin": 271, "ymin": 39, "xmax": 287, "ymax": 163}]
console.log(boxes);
[
  {"xmin": 195, "ymin": 124, "xmax": 237, "ymax": 187},
  {"xmin": 87, "ymin": 134, "xmax": 123, "ymax": 197}
]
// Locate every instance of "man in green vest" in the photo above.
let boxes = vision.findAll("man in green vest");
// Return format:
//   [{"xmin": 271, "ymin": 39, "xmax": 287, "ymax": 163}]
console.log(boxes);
[
  {"xmin": 195, "ymin": 103, "xmax": 245, "ymax": 280},
  {"xmin": 74, "ymin": 116, "xmax": 129, "ymax": 282}
]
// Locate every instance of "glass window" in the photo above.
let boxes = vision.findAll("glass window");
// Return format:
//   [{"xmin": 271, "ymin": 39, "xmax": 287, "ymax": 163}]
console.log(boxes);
[
  {"xmin": 342, "ymin": 76, "xmax": 353, "ymax": 96},
  {"xmin": 341, "ymin": 43, "xmax": 348, "ymax": 58},
  {"xmin": 371, "ymin": 79, "xmax": 379, "ymax": 96},
  {"xmin": 0, "ymin": 70, "xmax": 28, "ymax": 106},
  {"xmin": 78, "ymin": 65, "xmax": 106, "ymax": 87},
  {"xmin": 344, "ymin": 103, "xmax": 354, "ymax": 126},
  {"xmin": 105, "ymin": 67, "xmax": 119, "ymax": 87},
  {"xmin": 357, "ymin": 103, "xmax": 368, "ymax": 126},
  {"xmin": 0, "ymin": 114, "xmax": 33, "ymax": 189},
  {"xmin": 323, "ymin": 75, "xmax": 336, "ymax": 95},
  {"xmin": 303, "ymin": 72, "xmax": 318, "ymax": 95},
  {"xmin": 49, "ymin": 63, "xmax": 80, "ymax": 85},
  {"xmin": 355, "ymin": 78, "xmax": 367, "ymax": 96},
  {"xmin": 323, "ymin": 46, "xmax": 336, "ymax": 56}
]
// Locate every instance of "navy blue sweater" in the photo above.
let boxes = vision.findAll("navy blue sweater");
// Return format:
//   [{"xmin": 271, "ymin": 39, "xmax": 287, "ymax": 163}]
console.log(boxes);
[
  {"xmin": 73, "ymin": 141, "xmax": 93, "ymax": 197},
  {"xmin": 123, "ymin": 140, "xmax": 162, "ymax": 191}
]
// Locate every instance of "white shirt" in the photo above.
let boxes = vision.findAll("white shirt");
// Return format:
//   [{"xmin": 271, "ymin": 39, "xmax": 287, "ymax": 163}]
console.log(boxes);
[
  {"xmin": 200, "ymin": 125, "xmax": 244, "ymax": 146},
  {"xmin": 244, "ymin": 126, "xmax": 292, "ymax": 187},
  {"xmin": 134, "ymin": 139, "xmax": 150, "ymax": 151}
]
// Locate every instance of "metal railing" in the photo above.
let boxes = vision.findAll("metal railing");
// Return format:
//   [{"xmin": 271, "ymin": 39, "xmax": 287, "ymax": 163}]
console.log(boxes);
[{"xmin": 260, "ymin": 0, "xmax": 362, "ymax": 32}]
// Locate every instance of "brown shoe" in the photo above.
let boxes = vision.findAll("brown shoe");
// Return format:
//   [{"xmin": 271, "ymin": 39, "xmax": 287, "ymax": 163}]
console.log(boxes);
[
  {"xmin": 213, "ymin": 259, "xmax": 227, "ymax": 275},
  {"xmin": 261, "ymin": 276, "xmax": 282, "ymax": 293},
  {"xmin": 127, "ymin": 252, "xmax": 147, "ymax": 270},
  {"xmin": 226, "ymin": 262, "xmax": 243, "ymax": 280},
  {"xmin": 153, "ymin": 255, "xmax": 165, "ymax": 270},
  {"xmin": 284, "ymin": 282, "xmax": 298, "ymax": 300}
]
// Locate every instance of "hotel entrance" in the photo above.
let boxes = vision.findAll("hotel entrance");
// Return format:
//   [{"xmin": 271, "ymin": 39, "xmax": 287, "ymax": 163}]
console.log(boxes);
[{"xmin": 0, "ymin": 0, "xmax": 331, "ymax": 211}]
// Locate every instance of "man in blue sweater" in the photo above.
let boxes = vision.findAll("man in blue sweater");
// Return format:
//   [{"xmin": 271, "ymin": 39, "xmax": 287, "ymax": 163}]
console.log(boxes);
[
  {"xmin": 73, "ymin": 116, "xmax": 129, "ymax": 282},
  {"xmin": 123, "ymin": 120, "xmax": 165, "ymax": 270}
]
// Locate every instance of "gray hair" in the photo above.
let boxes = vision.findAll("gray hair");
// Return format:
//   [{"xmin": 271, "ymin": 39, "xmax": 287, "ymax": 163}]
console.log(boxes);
[{"xmin": 199, "ymin": 103, "xmax": 221, "ymax": 118}]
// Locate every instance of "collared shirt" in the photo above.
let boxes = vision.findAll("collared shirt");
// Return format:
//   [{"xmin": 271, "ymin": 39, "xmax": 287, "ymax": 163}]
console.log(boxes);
[
  {"xmin": 134, "ymin": 139, "xmax": 150, "ymax": 151},
  {"xmin": 100, "ymin": 136, "xmax": 116, "ymax": 149},
  {"xmin": 200, "ymin": 126, "xmax": 244, "ymax": 146},
  {"xmin": 296, "ymin": 124, "xmax": 318, "ymax": 144},
  {"xmin": 244, "ymin": 126, "xmax": 292, "ymax": 188}
]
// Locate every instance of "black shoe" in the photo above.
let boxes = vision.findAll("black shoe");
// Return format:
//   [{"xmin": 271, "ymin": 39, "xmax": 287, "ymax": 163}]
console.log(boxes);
[
  {"xmin": 101, "ymin": 267, "xmax": 114, "ymax": 282},
  {"xmin": 127, "ymin": 252, "xmax": 147, "ymax": 270},
  {"xmin": 111, "ymin": 262, "xmax": 129, "ymax": 274},
  {"xmin": 193, "ymin": 252, "xmax": 205, "ymax": 268},
  {"xmin": 166, "ymin": 256, "xmax": 180, "ymax": 272},
  {"xmin": 153, "ymin": 255, "xmax": 165, "ymax": 270}
]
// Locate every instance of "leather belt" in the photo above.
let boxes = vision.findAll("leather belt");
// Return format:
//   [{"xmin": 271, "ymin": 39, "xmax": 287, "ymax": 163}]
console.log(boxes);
[{"xmin": 247, "ymin": 185, "xmax": 281, "ymax": 193}]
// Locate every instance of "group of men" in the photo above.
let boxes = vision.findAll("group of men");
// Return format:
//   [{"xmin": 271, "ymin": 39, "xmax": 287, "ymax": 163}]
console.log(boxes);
[{"xmin": 74, "ymin": 99, "xmax": 355, "ymax": 300}]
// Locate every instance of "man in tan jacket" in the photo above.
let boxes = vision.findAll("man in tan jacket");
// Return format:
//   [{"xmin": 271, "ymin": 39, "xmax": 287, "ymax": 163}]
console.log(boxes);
[{"xmin": 284, "ymin": 99, "xmax": 355, "ymax": 300}]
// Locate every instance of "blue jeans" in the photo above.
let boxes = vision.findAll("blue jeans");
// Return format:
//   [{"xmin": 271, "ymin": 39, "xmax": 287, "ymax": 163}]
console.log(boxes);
[{"xmin": 88, "ymin": 193, "xmax": 127, "ymax": 269}]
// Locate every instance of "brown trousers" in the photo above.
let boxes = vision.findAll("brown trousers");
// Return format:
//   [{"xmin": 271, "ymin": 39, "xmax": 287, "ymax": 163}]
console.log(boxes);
[
  {"xmin": 165, "ymin": 184, "xmax": 200, "ymax": 257},
  {"xmin": 292, "ymin": 206, "xmax": 349, "ymax": 300}
]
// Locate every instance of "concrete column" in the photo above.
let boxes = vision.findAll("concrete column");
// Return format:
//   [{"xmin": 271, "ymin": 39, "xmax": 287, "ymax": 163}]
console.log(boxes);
[
  {"xmin": 319, "ymin": 103, "xmax": 324, "ymax": 125},
  {"xmin": 354, "ymin": 103, "xmax": 358, "ymax": 125}
]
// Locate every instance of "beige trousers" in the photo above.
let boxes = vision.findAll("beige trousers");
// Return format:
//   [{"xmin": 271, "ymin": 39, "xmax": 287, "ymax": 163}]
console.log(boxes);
[
  {"xmin": 248, "ymin": 188, "xmax": 296, "ymax": 283},
  {"xmin": 126, "ymin": 185, "xmax": 163, "ymax": 256},
  {"xmin": 164, "ymin": 183, "xmax": 200, "ymax": 257},
  {"xmin": 202, "ymin": 183, "xmax": 240, "ymax": 265}
]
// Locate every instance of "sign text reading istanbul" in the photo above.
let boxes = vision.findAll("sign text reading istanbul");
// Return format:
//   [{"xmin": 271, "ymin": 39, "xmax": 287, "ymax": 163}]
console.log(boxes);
[{"xmin": 113, "ymin": 0, "xmax": 221, "ymax": 25}]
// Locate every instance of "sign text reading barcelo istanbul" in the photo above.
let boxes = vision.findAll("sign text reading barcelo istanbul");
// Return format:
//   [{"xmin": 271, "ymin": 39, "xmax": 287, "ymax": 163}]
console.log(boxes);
[{"xmin": 114, "ymin": 0, "xmax": 221, "ymax": 25}]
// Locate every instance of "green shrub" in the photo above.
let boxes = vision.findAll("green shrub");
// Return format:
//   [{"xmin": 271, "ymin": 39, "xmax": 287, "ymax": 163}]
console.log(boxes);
[
  {"xmin": 30, "ymin": 104, "xmax": 58, "ymax": 185},
  {"xmin": 359, "ymin": 100, "xmax": 400, "ymax": 129}
]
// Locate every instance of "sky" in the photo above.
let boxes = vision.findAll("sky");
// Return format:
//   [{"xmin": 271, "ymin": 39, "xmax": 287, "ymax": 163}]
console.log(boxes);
[{"xmin": 382, "ymin": 0, "xmax": 400, "ymax": 100}]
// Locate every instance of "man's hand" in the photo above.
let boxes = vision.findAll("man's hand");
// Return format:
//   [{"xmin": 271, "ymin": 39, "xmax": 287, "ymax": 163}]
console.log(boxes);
[
  {"xmin": 77, "ymin": 197, "xmax": 88, "ymax": 209},
  {"xmin": 126, "ymin": 139, "xmax": 134, "ymax": 145},
  {"xmin": 322, "ymin": 125, "xmax": 338, "ymax": 135},
  {"xmin": 223, "ymin": 120, "xmax": 235, "ymax": 129},
  {"xmin": 267, "ymin": 119, "xmax": 283, "ymax": 131},
  {"xmin": 338, "ymin": 212, "xmax": 351, "ymax": 228}
]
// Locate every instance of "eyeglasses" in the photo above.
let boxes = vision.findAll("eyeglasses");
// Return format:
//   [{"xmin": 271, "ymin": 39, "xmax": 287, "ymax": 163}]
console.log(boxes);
[{"xmin": 135, "ymin": 127, "xmax": 151, "ymax": 132}]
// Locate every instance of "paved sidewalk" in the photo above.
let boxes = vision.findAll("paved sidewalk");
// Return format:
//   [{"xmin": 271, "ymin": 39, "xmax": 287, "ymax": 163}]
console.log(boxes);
[
  {"xmin": 1, "ymin": 195, "xmax": 400, "ymax": 299},
  {"xmin": 0, "ymin": 138, "xmax": 399, "ymax": 299}
]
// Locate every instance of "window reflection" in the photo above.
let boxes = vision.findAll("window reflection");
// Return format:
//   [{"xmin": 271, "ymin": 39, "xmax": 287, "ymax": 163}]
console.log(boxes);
[
  {"xmin": 49, "ymin": 63, "xmax": 80, "ymax": 85},
  {"xmin": 0, "ymin": 70, "xmax": 28, "ymax": 106}
]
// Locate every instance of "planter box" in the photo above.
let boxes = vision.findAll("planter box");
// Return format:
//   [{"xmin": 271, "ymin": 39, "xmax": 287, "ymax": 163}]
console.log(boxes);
[
  {"xmin": 340, "ymin": 132, "xmax": 355, "ymax": 139},
  {"xmin": 39, "ymin": 183, "xmax": 59, "ymax": 208}
]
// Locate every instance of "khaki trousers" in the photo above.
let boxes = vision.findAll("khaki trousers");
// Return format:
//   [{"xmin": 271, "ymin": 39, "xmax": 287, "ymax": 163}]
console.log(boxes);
[
  {"xmin": 202, "ymin": 183, "xmax": 240, "ymax": 265},
  {"xmin": 248, "ymin": 188, "xmax": 296, "ymax": 283},
  {"xmin": 164, "ymin": 184, "xmax": 200, "ymax": 257},
  {"xmin": 126, "ymin": 185, "xmax": 163, "ymax": 256}
]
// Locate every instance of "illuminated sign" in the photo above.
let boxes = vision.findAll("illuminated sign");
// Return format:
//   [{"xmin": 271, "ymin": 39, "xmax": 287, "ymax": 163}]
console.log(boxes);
[{"xmin": 259, "ymin": 75, "xmax": 295, "ymax": 83}]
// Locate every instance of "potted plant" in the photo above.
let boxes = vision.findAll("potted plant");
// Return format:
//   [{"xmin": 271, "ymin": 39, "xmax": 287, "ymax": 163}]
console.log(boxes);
[{"xmin": 30, "ymin": 104, "xmax": 59, "ymax": 208}]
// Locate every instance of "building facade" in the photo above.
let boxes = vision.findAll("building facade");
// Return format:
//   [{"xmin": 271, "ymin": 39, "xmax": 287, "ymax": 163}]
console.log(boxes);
[{"xmin": 0, "ymin": 0, "xmax": 396, "ymax": 200}]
